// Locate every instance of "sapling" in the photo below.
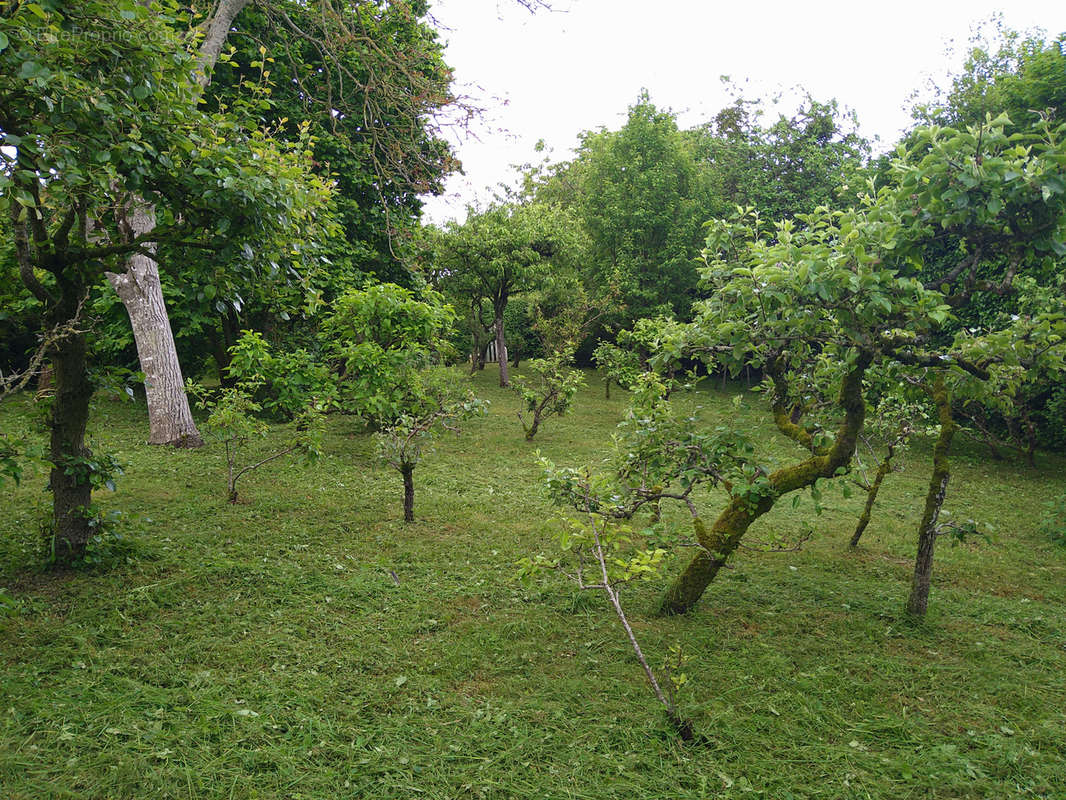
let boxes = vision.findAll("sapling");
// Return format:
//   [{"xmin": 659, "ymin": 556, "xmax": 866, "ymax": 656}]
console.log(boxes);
[
  {"xmin": 592, "ymin": 340, "xmax": 641, "ymax": 399},
  {"xmin": 375, "ymin": 376, "xmax": 486, "ymax": 522},
  {"xmin": 187, "ymin": 380, "xmax": 323, "ymax": 503},
  {"xmin": 512, "ymin": 347, "xmax": 585, "ymax": 441},
  {"xmin": 518, "ymin": 512, "xmax": 695, "ymax": 739}
]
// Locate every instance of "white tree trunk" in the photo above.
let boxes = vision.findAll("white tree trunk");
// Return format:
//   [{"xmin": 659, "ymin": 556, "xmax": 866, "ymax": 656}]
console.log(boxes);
[
  {"xmin": 495, "ymin": 315, "xmax": 509, "ymax": 387},
  {"xmin": 106, "ymin": 208, "xmax": 203, "ymax": 446},
  {"xmin": 106, "ymin": 0, "xmax": 250, "ymax": 446}
]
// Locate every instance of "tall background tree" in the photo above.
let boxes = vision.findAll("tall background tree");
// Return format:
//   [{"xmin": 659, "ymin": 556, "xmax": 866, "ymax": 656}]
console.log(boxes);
[
  {"xmin": 82, "ymin": 0, "xmax": 461, "ymax": 445},
  {"xmin": 432, "ymin": 202, "xmax": 582, "ymax": 386}
]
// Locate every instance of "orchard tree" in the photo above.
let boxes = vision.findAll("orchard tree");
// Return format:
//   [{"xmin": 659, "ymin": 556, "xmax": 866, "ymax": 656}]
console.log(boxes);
[
  {"xmin": 512, "ymin": 347, "xmax": 585, "ymax": 441},
  {"xmin": 0, "ymin": 1, "xmax": 330, "ymax": 564},
  {"xmin": 910, "ymin": 26, "xmax": 1066, "ymax": 458},
  {"xmin": 434, "ymin": 202, "xmax": 581, "ymax": 387},
  {"xmin": 592, "ymin": 340, "xmax": 641, "ymax": 399},
  {"xmin": 653, "ymin": 115, "xmax": 1066, "ymax": 616},
  {"xmin": 534, "ymin": 94, "xmax": 709, "ymax": 326},
  {"xmin": 187, "ymin": 379, "xmax": 324, "ymax": 504},
  {"xmin": 375, "ymin": 371, "xmax": 486, "ymax": 522},
  {"xmin": 326, "ymin": 283, "xmax": 456, "ymax": 427}
]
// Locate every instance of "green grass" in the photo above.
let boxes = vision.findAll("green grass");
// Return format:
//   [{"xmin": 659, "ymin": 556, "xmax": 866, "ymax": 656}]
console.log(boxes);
[{"xmin": 2, "ymin": 369, "xmax": 1065, "ymax": 799}]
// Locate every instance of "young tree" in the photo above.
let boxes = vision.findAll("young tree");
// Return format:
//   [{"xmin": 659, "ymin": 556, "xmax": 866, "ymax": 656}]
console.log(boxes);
[
  {"xmin": 592, "ymin": 340, "xmax": 642, "ymax": 399},
  {"xmin": 187, "ymin": 380, "xmax": 324, "ymax": 504},
  {"xmin": 326, "ymin": 283, "xmax": 456, "ymax": 427},
  {"xmin": 512, "ymin": 347, "xmax": 585, "ymax": 441},
  {"xmin": 376, "ymin": 374, "xmax": 486, "ymax": 522}
]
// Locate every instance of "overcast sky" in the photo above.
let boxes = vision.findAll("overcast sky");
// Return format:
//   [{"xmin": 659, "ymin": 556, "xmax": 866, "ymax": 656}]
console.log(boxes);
[{"xmin": 420, "ymin": 0, "xmax": 1066, "ymax": 224}]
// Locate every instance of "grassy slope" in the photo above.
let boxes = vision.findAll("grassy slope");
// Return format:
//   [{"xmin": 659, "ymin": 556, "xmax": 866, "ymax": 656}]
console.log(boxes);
[{"xmin": 1, "ymin": 368, "xmax": 1064, "ymax": 799}]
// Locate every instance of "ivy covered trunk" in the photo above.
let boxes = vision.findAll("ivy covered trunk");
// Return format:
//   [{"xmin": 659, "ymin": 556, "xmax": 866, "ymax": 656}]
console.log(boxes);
[
  {"xmin": 495, "ymin": 315, "xmax": 509, "ymax": 387},
  {"xmin": 907, "ymin": 377, "xmax": 956, "ymax": 617},
  {"xmin": 106, "ymin": 207, "xmax": 203, "ymax": 447},
  {"xmin": 47, "ymin": 302, "xmax": 94, "ymax": 566},
  {"xmin": 659, "ymin": 354, "xmax": 871, "ymax": 615},
  {"xmin": 850, "ymin": 445, "xmax": 895, "ymax": 547},
  {"xmin": 402, "ymin": 464, "xmax": 415, "ymax": 523}
]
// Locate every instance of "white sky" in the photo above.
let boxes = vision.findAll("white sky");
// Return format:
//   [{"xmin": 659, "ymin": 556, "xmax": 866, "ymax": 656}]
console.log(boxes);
[{"xmin": 420, "ymin": 0, "xmax": 1066, "ymax": 224}]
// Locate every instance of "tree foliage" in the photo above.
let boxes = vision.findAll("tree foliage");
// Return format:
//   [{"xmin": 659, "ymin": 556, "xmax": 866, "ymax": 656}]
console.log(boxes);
[{"xmin": 0, "ymin": 0, "xmax": 330, "ymax": 562}]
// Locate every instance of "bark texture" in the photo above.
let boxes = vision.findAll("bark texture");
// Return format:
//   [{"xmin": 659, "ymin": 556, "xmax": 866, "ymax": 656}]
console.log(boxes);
[
  {"xmin": 907, "ymin": 377, "xmax": 956, "ymax": 617},
  {"xmin": 11, "ymin": 205, "xmax": 94, "ymax": 564},
  {"xmin": 106, "ymin": 207, "xmax": 203, "ymax": 446},
  {"xmin": 659, "ymin": 353, "xmax": 872, "ymax": 615},
  {"xmin": 402, "ymin": 465, "xmax": 415, "ymax": 523},
  {"xmin": 48, "ymin": 326, "xmax": 94, "ymax": 565},
  {"xmin": 193, "ymin": 0, "xmax": 252, "ymax": 86},
  {"xmin": 106, "ymin": 0, "xmax": 250, "ymax": 446}
]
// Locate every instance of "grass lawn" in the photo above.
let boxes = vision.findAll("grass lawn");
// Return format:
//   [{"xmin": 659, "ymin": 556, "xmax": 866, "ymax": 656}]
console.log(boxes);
[{"xmin": 2, "ymin": 368, "xmax": 1065, "ymax": 799}]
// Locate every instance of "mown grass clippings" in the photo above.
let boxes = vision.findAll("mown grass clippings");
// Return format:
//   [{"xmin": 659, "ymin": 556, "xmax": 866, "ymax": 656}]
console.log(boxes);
[{"xmin": 1, "ymin": 369, "xmax": 1064, "ymax": 798}]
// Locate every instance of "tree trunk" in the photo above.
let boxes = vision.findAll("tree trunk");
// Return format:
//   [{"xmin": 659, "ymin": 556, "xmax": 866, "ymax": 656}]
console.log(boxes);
[
  {"xmin": 402, "ymin": 464, "xmax": 415, "ymax": 522},
  {"xmin": 907, "ymin": 376, "xmax": 956, "ymax": 618},
  {"xmin": 1021, "ymin": 407, "xmax": 1038, "ymax": 468},
  {"xmin": 525, "ymin": 414, "xmax": 540, "ymax": 441},
  {"xmin": 850, "ymin": 445, "xmax": 895, "ymax": 547},
  {"xmin": 660, "ymin": 353, "xmax": 872, "ymax": 615},
  {"xmin": 469, "ymin": 324, "xmax": 487, "ymax": 375},
  {"xmin": 35, "ymin": 363, "xmax": 54, "ymax": 400},
  {"xmin": 495, "ymin": 315, "xmax": 509, "ymax": 387},
  {"xmin": 659, "ymin": 508, "xmax": 758, "ymax": 615},
  {"xmin": 48, "ymin": 324, "xmax": 94, "ymax": 566},
  {"xmin": 104, "ymin": 0, "xmax": 249, "ymax": 446},
  {"xmin": 605, "ymin": 378, "xmax": 611, "ymax": 400},
  {"xmin": 106, "ymin": 207, "xmax": 203, "ymax": 447}
]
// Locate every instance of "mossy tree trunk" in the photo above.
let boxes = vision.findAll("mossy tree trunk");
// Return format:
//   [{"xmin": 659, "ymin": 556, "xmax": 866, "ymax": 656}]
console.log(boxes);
[
  {"xmin": 850, "ymin": 443, "xmax": 896, "ymax": 547},
  {"xmin": 659, "ymin": 352, "xmax": 872, "ymax": 615},
  {"xmin": 907, "ymin": 375, "xmax": 956, "ymax": 617},
  {"xmin": 12, "ymin": 207, "xmax": 97, "ymax": 566},
  {"xmin": 524, "ymin": 413, "xmax": 541, "ymax": 441}
]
